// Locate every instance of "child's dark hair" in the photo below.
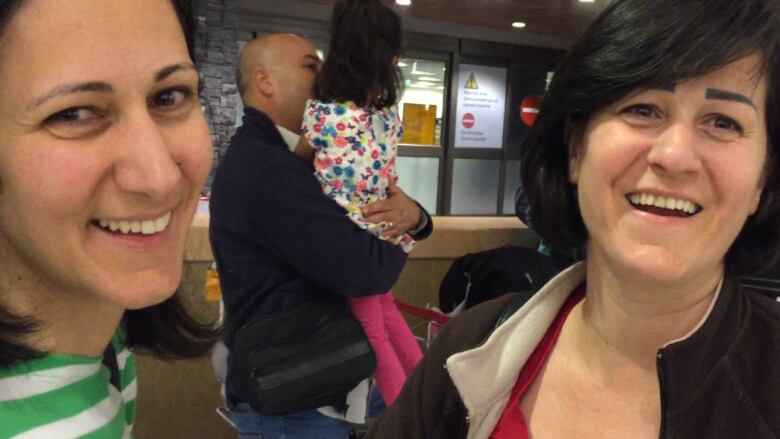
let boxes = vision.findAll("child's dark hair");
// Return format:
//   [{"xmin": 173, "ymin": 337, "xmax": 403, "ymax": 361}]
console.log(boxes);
[{"xmin": 313, "ymin": 0, "xmax": 403, "ymax": 109}]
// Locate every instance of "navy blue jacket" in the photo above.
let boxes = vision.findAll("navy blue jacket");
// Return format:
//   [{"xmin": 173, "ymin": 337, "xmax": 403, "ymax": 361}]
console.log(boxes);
[{"xmin": 210, "ymin": 107, "xmax": 429, "ymax": 404}]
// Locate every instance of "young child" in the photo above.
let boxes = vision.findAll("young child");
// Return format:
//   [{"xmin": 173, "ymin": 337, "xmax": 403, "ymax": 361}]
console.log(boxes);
[{"xmin": 295, "ymin": 0, "xmax": 422, "ymax": 406}]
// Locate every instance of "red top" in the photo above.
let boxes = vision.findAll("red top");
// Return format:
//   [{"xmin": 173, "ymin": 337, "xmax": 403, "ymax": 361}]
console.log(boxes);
[{"xmin": 489, "ymin": 285, "xmax": 586, "ymax": 439}]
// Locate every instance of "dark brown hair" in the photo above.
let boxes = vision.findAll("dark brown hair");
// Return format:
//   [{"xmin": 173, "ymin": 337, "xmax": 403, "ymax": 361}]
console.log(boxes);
[
  {"xmin": 520, "ymin": 0, "xmax": 780, "ymax": 274},
  {"xmin": 0, "ymin": 0, "xmax": 218, "ymax": 368},
  {"xmin": 313, "ymin": 0, "xmax": 403, "ymax": 109}
]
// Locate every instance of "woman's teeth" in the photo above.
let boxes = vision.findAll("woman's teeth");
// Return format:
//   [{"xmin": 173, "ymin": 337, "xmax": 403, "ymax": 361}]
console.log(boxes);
[
  {"xmin": 628, "ymin": 193, "xmax": 700, "ymax": 215},
  {"xmin": 98, "ymin": 212, "xmax": 172, "ymax": 235}
]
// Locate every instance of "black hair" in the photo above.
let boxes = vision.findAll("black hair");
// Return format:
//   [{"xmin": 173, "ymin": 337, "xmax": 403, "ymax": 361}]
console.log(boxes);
[
  {"xmin": 313, "ymin": 0, "xmax": 403, "ymax": 109},
  {"xmin": 0, "ymin": 0, "xmax": 218, "ymax": 368},
  {"xmin": 520, "ymin": 0, "xmax": 780, "ymax": 274}
]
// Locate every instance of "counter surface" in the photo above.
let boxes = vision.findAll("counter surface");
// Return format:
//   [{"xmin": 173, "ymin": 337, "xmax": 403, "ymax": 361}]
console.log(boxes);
[{"xmin": 185, "ymin": 214, "xmax": 530, "ymax": 262}]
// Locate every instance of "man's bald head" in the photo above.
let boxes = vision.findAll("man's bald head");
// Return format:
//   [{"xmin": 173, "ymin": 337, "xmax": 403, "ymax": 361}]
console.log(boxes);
[
  {"xmin": 237, "ymin": 34, "xmax": 295, "ymax": 98},
  {"xmin": 236, "ymin": 34, "xmax": 321, "ymax": 132}
]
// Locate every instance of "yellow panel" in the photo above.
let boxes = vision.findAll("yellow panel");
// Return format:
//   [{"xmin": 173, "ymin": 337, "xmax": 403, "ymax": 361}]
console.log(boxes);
[{"xmin": 402, "ymin": 103, "xmax": 437, "ymax": 145}]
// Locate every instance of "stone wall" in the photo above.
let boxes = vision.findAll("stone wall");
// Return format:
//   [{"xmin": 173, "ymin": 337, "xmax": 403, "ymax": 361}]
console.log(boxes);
[{"xmin": 193, "ymin": 0, "xmax": 241, "ymax": 191}]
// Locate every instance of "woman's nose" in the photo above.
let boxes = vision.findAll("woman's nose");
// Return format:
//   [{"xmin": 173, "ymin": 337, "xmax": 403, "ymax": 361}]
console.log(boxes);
[
  {"xmin": 646, "ymin": 122, "xmax": 703, "ymax": 177},
  {"xmin": 112, "ymin": 111, "xmax": 180, "ymax": 202}
]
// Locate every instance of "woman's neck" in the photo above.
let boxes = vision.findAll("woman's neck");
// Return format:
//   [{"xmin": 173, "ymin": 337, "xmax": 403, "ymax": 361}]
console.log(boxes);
[
  {"xmin": 562, "ymin": 258, "xmax": 722, "ymax": 383},
  {"xmin": 0, "ymin": 267, "xmax": 123, "ymax": 359}
]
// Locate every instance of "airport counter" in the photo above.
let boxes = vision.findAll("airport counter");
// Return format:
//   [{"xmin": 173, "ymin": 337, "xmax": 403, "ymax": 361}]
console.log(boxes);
[{"xmin": 133, "ymin": 214, "xmax": 534, "ymax": 439}]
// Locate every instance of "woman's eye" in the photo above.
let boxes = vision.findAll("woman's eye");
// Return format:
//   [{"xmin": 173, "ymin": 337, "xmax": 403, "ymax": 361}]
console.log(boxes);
[
  {"xmin": 151, "ymin": 88, "xmax": 194, "ymax": 109},
  {"xmin": 42, "ymin": 107, "xmax": 108, "ymax": 138},
  {"xmin": 709, "ymin": 115, "xmax": 743, "ymax": 134},
  {"xmin": 622, "ymin": 104, "xmax": 657, "ymax": 118},
  {"xmin": 619, "ymin": 103, "xmax": 662, "ymax": 128},
  {"xmin": 45, "ymin": 107, "xmax": 99, "ymax": 124},
  {"xmin": 702, "ymin": 115, "xmax": 744, "ymax": 141}
]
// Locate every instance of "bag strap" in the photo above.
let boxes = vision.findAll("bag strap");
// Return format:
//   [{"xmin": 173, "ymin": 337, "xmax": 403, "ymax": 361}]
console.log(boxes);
[{"xmin": 102, "ymin": 341, "xmax": 121, "ymax": 390}]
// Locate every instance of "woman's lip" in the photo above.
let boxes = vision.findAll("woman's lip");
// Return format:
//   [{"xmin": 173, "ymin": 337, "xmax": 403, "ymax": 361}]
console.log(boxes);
[
  {"xmin": 630, "ymin": 203, "xmax": 695, "ymax": 218},
  {"xmin": 626, "ymin": 197, "xmax": 703, "ymax": 225}
]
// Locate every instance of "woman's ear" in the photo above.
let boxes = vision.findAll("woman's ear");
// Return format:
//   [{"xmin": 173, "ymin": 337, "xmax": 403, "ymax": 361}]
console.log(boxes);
[
  {"xmin": 565, "ymin": 119, "xmax": 582, "ymax": 184},
  {"xmin": 749, "ymin": 156, "xmax": 776, "ymax": 215}
]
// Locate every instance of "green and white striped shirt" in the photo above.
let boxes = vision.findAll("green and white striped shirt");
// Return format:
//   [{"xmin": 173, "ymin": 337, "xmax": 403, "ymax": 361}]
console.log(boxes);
[{"xmin": 0, "ymin": 333, "xmax": 136, "ymax": 438}]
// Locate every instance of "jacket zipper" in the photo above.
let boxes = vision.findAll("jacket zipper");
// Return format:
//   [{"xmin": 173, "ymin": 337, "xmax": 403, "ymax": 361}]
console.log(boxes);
[
  {"xmin": 461, "ymin": 411, "xmax": 471, "ymax": 439},
  {"xmin": 657, "ymin": 348, "xmax": 667, "ymax": 439}
]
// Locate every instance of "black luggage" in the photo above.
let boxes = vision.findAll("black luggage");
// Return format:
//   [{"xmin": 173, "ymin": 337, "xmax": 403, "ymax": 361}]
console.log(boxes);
[
  {"xmin": 741, "ymin": 262, "xmax": 780, "ymax": 302},
  {"xmin": 438, "ymin": 245, "xmax": 560, "ymax": 313}
]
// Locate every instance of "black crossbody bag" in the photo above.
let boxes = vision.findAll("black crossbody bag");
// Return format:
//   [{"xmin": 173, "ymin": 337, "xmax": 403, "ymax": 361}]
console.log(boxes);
[{"xmin": 232, "ymin": 298, "xmax": 376, "ymax": 415}]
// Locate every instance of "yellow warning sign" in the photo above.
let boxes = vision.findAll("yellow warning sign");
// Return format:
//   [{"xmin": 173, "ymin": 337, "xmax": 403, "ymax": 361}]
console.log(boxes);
[{"xmin": 464, "ymin": 73, "xmax": 479, "ymax": 89}]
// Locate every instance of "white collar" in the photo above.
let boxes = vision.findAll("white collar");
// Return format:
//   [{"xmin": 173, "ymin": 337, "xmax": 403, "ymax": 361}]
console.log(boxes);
[{"xmin": 275, "ymin": 125, "xmax": 300, "ymax": 153}]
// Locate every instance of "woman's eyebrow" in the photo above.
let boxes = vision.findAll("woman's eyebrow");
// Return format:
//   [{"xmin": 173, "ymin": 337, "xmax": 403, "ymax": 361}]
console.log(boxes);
[
  {"xmin": 30, "ymin": 82, "xmax": 114, "ymax": 109},
  {"xmin": 706, "ymin": 88, "xmax": 757, "ymax": 110},
  {"xmin": 28, "ymin": 63, "xmax": 197, "ymax": 110},
  {"xmin": 154, "ymin": 63, "xmax": 197, "ymax": 82}
]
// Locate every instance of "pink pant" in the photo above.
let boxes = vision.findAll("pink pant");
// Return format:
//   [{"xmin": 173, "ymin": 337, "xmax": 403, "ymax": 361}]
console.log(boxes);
[{"xmin": 348, "ymin": 291, "xmax": 423, "ymax": 405}]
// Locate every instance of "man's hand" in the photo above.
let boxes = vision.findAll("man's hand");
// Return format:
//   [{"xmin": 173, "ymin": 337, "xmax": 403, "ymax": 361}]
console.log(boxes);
[{"xmin": 362, "ymin": 178, "xmax": 421, "ymax": 240}]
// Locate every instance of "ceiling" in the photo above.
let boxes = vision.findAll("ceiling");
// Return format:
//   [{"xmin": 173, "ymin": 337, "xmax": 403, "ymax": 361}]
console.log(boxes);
[{"xmin": 298, "ymin": 0, "xmax": 608, "ymax": 39}]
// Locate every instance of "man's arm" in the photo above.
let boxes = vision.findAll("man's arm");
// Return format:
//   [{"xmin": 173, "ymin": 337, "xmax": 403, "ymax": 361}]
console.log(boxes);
[
  {"xmin": 248, "ymin": 158, "xmax": 407, "ymax": 296},
  {"xmin": 361, "ymin": 177, "xmax": 433, "ymax": 241}
]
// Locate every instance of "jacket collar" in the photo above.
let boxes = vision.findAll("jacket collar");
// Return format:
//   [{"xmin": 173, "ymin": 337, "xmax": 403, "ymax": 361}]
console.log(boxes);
[
  {"xmin": 446, "ymin": 263, "xmax": 586, "ymax": 438},
  {"xmin": 446, "ymin": 262, "xmax": 745, "ymax": 438},
  {"xmin": 239, "ymin": 106, "xmax": 287, "ymax": 151},
  {"xmin": 660, "ymin": 269, "xmax": 745, "ymax": 412}
]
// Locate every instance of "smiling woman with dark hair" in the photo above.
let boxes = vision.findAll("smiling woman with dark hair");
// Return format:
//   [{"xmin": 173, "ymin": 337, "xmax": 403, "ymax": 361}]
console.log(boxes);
[
  {"xmin": 368, "ymin": 0, "xmax": 780, "ymax": 438},
  {"xmin": 0, "ymin": 0, "xmax": 217, "ymax": 436}
]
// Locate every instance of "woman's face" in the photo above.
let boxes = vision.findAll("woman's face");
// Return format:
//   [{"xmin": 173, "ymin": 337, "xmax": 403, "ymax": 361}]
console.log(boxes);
[
  {"xmin": 570, "ymin": 54, "xmax": 768, "ymax": 286},
  {"xmin": 0, "ymin": 0, "xmax": 212, "ymax": 310}
]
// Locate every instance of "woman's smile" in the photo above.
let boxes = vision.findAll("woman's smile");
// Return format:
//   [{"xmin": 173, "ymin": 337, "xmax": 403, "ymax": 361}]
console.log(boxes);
[
  {"xmin": 626, "ymin": 192, "xmax": 701, "ymax": 217},
  {"xmin": 95, "ymin": 211, "xmax": 172, "ymax": 235}
]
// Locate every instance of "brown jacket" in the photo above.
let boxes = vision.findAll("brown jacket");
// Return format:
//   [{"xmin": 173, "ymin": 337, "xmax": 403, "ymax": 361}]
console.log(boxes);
[{"xmin": 367, "ymin": 263, "xmax": 780, "ymax": 439}]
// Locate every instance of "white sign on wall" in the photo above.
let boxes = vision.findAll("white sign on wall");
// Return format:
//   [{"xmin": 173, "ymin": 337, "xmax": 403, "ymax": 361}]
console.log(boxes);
[{"xmin": 454, "ymin": 64, "xmax": 508, "ymax": 149}]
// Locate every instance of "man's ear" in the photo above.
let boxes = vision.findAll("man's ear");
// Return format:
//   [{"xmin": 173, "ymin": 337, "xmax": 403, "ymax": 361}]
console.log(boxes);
[
  {"xmin": 253, "ymin": 68, "xmax": 273, "ymax": 96},
  {"xmin": 565, "ymin": 119, "xmax": 582, "ymax": 184}
]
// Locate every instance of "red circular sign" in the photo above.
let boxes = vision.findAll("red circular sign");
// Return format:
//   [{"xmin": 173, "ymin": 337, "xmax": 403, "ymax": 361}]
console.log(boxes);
[
  {"xmin": 520, "ymin": 95, "xmax": 541, "ymax": 126},
  {"xmin": 462, "ymin": 113, "xmax": 475, "ymax": 129}
]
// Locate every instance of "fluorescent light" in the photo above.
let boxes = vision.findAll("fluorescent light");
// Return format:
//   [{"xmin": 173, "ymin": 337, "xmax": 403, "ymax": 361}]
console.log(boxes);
[
  {"xmin": 410, "ymin": 61, "xmax": 430, "ymax": 76},
  {"xmin": 579, "ymin": 0, "xmax": 595, "ymax": 2},
  {"xmin": 418, "ymin": 76, "xmax": 440, "ymax": 82},
  {"xmin": 397, "ymin": 61, "xmax": 408, "ymax": 67},
  {"xmin": 512, "ymin": 22, "xmax": 526, "ymax": 29},
  {"xmin": 395, "ymin": 0, "xmax": 411, "ymax": 5}
]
